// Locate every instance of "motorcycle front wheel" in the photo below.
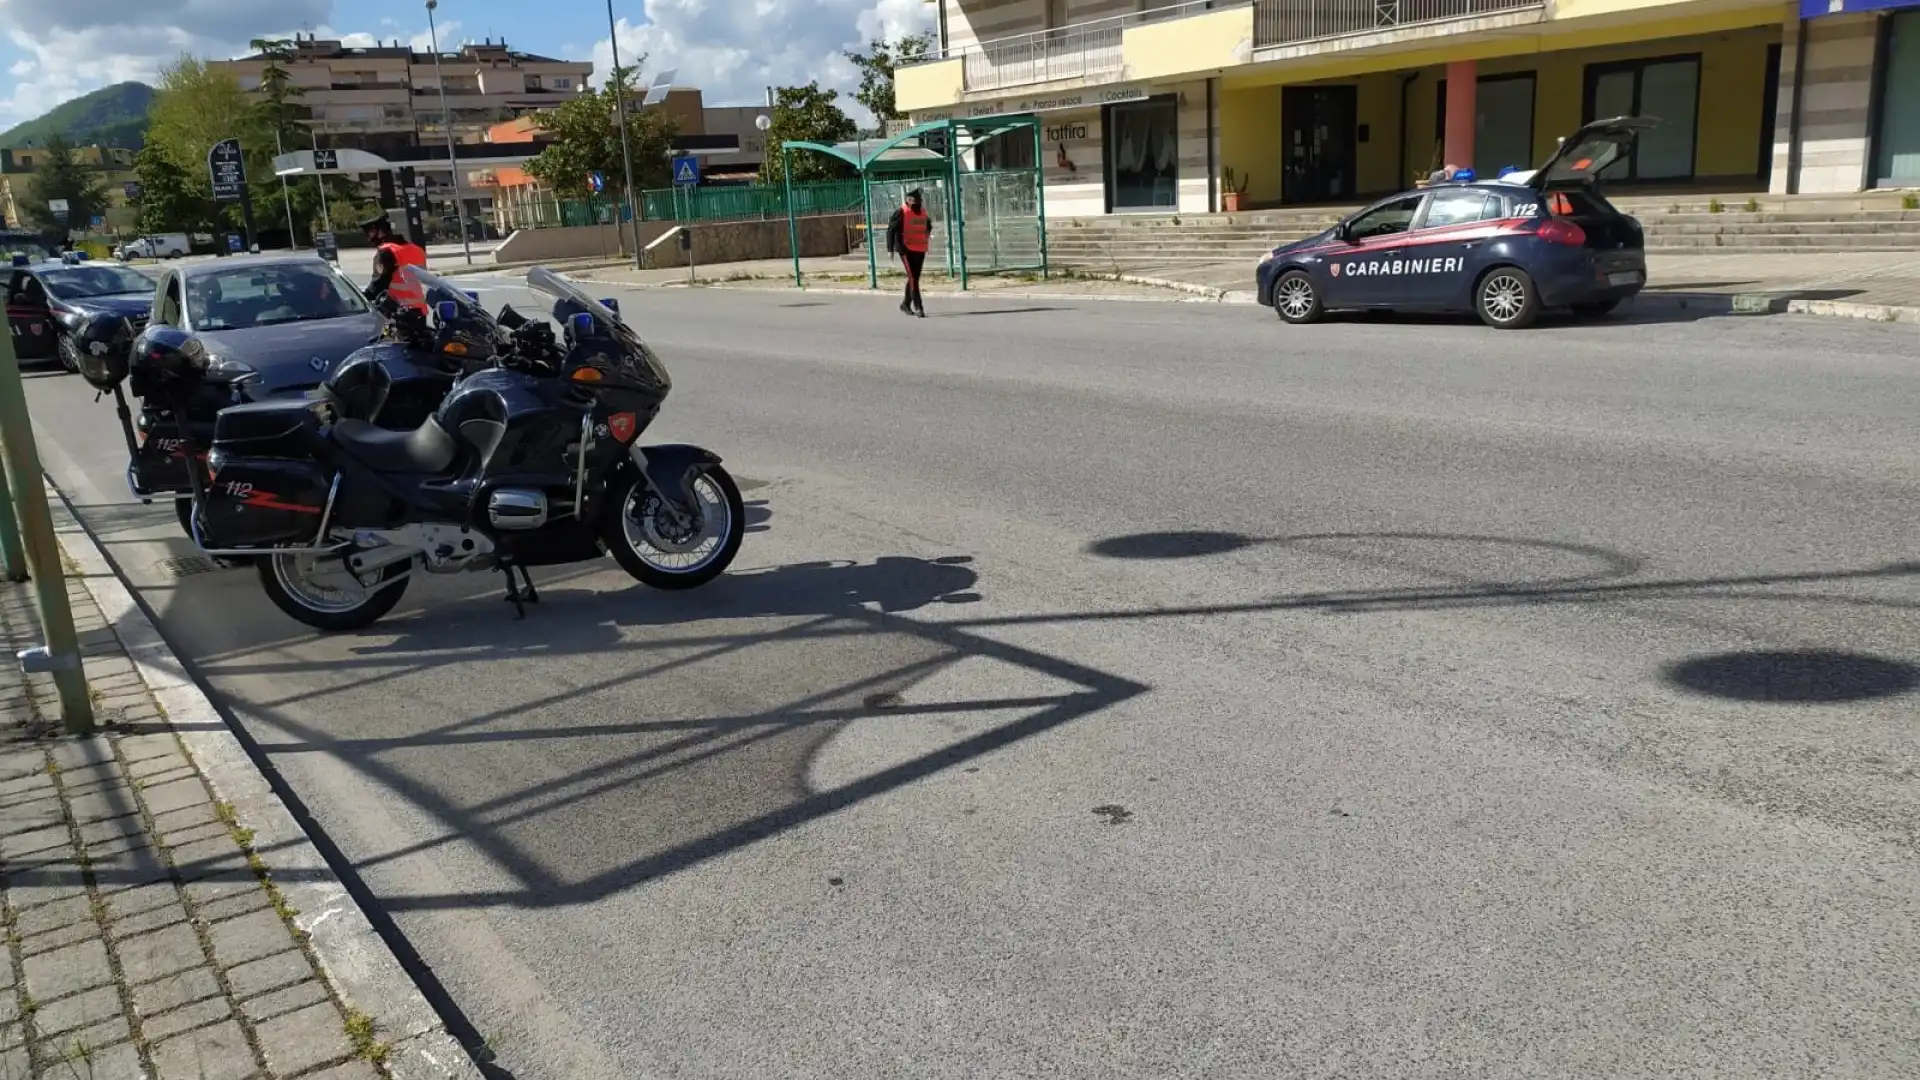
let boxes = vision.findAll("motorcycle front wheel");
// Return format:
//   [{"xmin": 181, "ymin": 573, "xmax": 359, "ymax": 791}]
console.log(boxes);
[
  {"xmin": 256, "ymin": 547, "xmax": 410, "ymax": 632},
  {"xmin": 599, "ymin": 465, "xmax": 745, "ymax": 590}
]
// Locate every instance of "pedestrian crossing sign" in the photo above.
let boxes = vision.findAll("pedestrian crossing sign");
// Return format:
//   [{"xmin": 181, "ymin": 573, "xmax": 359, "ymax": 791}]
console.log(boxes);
[{"xmin": 672, "ymin": 154, "xmax": 700, "ymax": 186}]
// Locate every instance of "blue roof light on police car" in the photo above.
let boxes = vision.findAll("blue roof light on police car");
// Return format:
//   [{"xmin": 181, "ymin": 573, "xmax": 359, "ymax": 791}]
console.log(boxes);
[
  {"xmin": 10, "ymin": 254, "xmax": 27, "ymax": 267},
  {"xmin": 1451, "ymin": 167, "xmax": 1476, "ymax": 183},
  {"xmin": 1498, "ymin": 165, "xmax": 1520, "ymax": 177}
]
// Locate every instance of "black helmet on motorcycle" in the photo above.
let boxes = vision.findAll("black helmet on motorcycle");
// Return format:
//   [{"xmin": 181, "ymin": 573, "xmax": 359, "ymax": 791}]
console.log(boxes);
[
  {"xmin": 326, "ymin": 352, "xmax": 394, "ymax": 424},
  {"xmin": 71, "ymin": 311, "xmax": 136, "ymax": 391}
]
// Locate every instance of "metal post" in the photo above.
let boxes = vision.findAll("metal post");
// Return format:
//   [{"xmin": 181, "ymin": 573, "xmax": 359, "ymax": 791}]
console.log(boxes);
[
  {"xmin": 1033, "ymin": 117, "xmax": 1050, "ymax": 280},
  {"xmin": 0, "ymin": 460, "xmax": 25, "ymax": 581},
  {"xmin": 0, "ymin": 306, "xmax": 92, "ymax": 734},
  {"xmin": 863, "ymin": 170, "xmax": 877, "ymax": 290},
  {"xmin": 784, "ymin": 148, "xmax": 802, "ymax": 287},
  {"xmin": 275, "ymin": 130, "xmax": 298, "ymax": 247},
  {"xmin": 605, "ymin": 0, "xmax": 646, "ymax": 270},
  {"xmin": 954, "ymin": 121, "xmax": 970, "ymax": 291},
  {"xmin": 426, "ymin": 0, "xmax": 475, "ymax": 265}
]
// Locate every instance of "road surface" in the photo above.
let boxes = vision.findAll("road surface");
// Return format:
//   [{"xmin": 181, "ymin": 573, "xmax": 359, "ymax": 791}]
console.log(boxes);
[{"xmin": 22, "ymin": 283, "xmax": 1920, "ymax": 1080}]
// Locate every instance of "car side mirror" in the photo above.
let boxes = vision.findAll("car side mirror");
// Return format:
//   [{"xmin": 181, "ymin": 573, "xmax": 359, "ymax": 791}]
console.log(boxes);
[{"xmin": 1334, "ymin": 222, "xmax": 1355, "ymax": 243}]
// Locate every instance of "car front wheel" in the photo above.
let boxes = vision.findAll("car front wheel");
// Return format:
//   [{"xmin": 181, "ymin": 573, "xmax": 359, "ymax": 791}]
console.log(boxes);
[
  {"xmin": 55, "ymin": 333, "xmax": 82, "ymax": 373},
  {"xmin": 1272, "ymin": 270, "xmax": 1324, "ymax": 325},
  {"xmin": 1476, "ymin": 267, "xmax": 1541, "ymax": 329}
]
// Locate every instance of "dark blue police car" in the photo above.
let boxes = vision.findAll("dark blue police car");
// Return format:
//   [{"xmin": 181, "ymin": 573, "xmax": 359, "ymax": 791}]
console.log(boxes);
[{"xmin": 1256, "ymin": 117, "xmax": 1654, "ymax": 330}]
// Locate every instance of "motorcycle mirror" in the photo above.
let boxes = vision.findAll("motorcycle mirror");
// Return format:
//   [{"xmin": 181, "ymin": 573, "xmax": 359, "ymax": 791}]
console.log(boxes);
[
  {"xmin": 568, "ymin": 312, "xmax": 594, "ymax": 336},
  {"xmin": 435, "ymin": 300, "xmax": 460, "ymax": 323},
  {"xmin": 495, "ymin": 304, "xmax": 526, "ymax": 329},
  {"xmin": 599, "ymin": 298, "xmax": 619, "ymax": 315}
]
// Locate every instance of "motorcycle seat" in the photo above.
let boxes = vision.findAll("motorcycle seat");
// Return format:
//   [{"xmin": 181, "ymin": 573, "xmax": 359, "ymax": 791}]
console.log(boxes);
[{"xmin": 330, "ymin": 417, "xmax": 459, "ymax": 475}]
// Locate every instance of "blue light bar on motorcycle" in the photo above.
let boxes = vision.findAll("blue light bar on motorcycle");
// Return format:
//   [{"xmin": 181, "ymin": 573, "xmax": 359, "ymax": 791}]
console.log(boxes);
[
  {"xmin": 464, "ymin": 291, "xmax": 479, "ymax": 302},
  {"xmin": 599, "ymin": 298, "xmax": 619, "ymax": 314},
  {"xmin": 569, "ymin": 312, "xmax": 594, "ymax": 336},
  {"xmin": 435, "ymin": 300, "xmax": 459, "ymax": 322}
]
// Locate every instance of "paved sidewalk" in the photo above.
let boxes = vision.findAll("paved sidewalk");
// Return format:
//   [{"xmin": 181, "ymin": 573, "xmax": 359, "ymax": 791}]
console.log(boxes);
[
  {"xmin": 1, "ymin": 582, "xmax": 387, "ymax": 1080},
  {"xmin": 0, "ymin": 488, "xmax": 481, "ymax": 1080}
]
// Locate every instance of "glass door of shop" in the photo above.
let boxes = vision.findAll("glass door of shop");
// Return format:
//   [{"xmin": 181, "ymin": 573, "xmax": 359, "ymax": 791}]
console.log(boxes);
[
  {"xmin": 1435, "ymin": 73, "xmax": 1538, "ymax": 178},
  {"xmin": 1873, "ymin": 12, "xmax": 1920, "ymax": 187},
  {"xmin": 1281, "ymin": 85, "xmax": 1358, "ymax": 204},
  {"xmin": 1583, "ymin": 55, "xmax": 1701, "ymax": 181},
  {"xmin": 1104, "ymin": 96, "xmax": 1179, "ymax": 212}
]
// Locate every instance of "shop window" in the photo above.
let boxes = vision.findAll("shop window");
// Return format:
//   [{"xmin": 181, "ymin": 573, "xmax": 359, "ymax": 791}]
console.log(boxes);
[
  {"xmin": 1435, "ymin": 73, "xmax": 1537, "ymax": 179},
  {"xmin": 1106, "ymin": 96, "xmax": 1178, "ymax": 211},
  {"xmin": 1582, "ymin": 55, "xmax": 1700, "ymax": 181}
]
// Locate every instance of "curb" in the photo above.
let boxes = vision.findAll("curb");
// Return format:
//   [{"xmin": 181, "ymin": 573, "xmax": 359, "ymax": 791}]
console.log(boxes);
[
  {"xmin": 44, "ymin": 479, "xmax": 485, "ymax": 1080},
  {"xmin": 565, "ymin": 271, "xmax": 1238, "ymax": 305},
  {"xmin": 1633, "ymin": 290, "xmax": 1916, "ymax": 322}
]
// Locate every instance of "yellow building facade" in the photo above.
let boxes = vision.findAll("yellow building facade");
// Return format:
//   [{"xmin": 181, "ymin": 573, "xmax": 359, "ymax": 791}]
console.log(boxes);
[{"xmin": 898, "ymin": 0, "xmax": 1920, "ymax": 216}]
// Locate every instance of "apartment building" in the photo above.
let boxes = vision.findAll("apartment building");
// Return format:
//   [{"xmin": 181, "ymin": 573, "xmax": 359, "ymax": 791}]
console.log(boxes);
[
  {"xmin": 0, "ymin": 145, "xmax": 141, "ymax": 230},
  {"xmin": 217, "ymin": 34, "xmax": 593, "ymax": 157},
  {"xmin": 896, "ymin": 0, "xmax": 1920, "ymax": 216}
]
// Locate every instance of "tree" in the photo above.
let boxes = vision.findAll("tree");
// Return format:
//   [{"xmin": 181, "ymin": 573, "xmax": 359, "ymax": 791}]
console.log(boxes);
[
  {"xmin": 144, "ymin": 54, "xmax": 266, "ymax": 232},
  {"xmin": 845, "ymin": 32, "xmax": 935, "ymax": 134},
  {"xmin": 525, "ymin": 64, "xmax": 678, "ymax": 198},
  {"xmin": 131, "ymin": 144, "xmax": 212, "ymax": 233},
  {"xmin": 757, "ymin": 82, "xmax": 858, "ymax": 185},
  {"xmin": 24, "ymin": 135, "xmax": 109, "ymax": 233},
  {"xmin": 243, "ymin": 37, "xmax": 363, "ymax": 239}
]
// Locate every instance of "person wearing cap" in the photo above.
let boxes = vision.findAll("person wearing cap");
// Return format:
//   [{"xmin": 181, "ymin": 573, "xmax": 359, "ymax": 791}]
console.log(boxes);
[
  {"xmin": 885, "ymin": 188, "xmax": 931, "ymax": 317},
  {"xmin": 361, "ymin": 214, "xmax": 429, "ymax": 313}
]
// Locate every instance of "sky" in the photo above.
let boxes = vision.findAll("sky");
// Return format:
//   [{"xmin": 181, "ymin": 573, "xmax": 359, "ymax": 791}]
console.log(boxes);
[{"xmin": 0, "ymin": 0, "xmax": 936, "ymax": 130}]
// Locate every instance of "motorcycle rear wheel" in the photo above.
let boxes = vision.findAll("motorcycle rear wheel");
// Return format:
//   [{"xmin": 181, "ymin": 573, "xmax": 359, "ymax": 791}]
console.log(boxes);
[
  {"xmin": 600, "ymin": 465, "xmax": 745, "ymax": 590},
  {"xmin": 256, "ymin": 547, "xmax": 409, "ymax": 632}
]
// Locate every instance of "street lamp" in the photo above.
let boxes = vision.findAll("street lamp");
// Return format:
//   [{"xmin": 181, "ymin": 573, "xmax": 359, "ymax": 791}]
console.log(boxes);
[
  {"xmin": 425, "ymin": 0, "xmax": 475, "ymax": 265},
  {"xmin": 605, "ymin": 0, "xmax": 643, "ymax": 269}
]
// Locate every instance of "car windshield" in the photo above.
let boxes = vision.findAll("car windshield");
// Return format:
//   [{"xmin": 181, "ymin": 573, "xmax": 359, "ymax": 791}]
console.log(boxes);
[
  {"xmin": 525, "ymin": 266, "xmax": 670, "ymax": 391},
  {"xmin": 39, "ymin": 265, "xmax": 154, "ymax": 299},
  {"xmin": 185, "ymin": 262, "xmax": 370, "ymax": 330}
]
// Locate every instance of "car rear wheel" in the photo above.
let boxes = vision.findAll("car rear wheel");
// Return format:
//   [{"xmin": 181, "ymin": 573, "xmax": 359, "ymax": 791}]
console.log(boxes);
[
  {"xmin": 1476, "ymin": 267, "xmax": 1541, "ymax": 330},
  {"xmin": 1272, "ymin": 270, "xmax": 1324, "ymax": 325},
  {"xmin": 1570, "ymin": 299, "xmax": 1620, "ymax": 319}
]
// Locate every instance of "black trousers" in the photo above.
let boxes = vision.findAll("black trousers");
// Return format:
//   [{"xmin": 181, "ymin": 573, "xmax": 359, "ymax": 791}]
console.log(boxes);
[{"xmin": 900, "ymin": 249, "xmax": 925, "ymax": 312}]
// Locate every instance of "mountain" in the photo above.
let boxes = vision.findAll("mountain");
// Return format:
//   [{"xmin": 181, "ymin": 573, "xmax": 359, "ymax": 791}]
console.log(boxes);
[{"xmin": 0, "ymin": 82, "xmax": 156, "ymax": 150}]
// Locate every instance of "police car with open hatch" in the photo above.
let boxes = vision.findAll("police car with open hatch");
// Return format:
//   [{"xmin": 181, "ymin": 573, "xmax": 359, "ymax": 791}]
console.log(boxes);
[{"xmin": 1256, "ymin": 117, "xmax": 1654, "ymax": 330}]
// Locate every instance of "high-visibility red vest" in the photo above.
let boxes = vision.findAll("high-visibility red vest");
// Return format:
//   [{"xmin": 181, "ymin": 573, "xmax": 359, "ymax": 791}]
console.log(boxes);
[
  {"xmin": 380, "ymin": 241, "xmax": 429, "ymax": 311},
  {"xmin": 900, "ymin": 208, "xmax": 931, "ymax": 253}
]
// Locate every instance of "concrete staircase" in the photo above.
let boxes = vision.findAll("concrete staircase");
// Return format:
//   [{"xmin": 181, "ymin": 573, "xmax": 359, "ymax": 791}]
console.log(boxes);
[{"xmin": 1042, "ymin": 192, "xmax": 1920, "ymax": 270}]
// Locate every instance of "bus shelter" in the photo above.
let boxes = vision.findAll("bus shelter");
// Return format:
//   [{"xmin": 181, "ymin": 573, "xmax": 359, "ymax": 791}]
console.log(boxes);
[{"xmin": 779, "ymin": 116, "xmax": 1049, "ymax": 291}]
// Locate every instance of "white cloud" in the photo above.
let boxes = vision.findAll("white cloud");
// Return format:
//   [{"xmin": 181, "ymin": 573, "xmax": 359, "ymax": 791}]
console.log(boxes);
[
  {"xmin": 0, "ymin": 0, "xmax": 331, "ymax": 127},
  {"xmin": 585, "ymin": 0, "xmax": 934, "ymax": 122}
]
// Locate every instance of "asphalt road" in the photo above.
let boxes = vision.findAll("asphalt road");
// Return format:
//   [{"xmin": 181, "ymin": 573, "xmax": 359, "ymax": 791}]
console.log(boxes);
[{"xmin": 22, "ymin": 283, "xmax": 1920, "ymax": 1079}]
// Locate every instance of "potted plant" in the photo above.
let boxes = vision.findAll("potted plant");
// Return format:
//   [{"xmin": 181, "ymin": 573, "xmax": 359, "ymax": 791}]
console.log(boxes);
[{"xmin": 1222, "ymin": 167, "xmax": 1250, "ymax": 213}]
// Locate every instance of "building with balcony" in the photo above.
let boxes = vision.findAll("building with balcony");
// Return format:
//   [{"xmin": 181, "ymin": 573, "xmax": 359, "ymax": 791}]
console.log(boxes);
[
  {"xmin": 896, "ymin": 0, "xmax": 1920, "ymax": 217},
  {"xmin": 0, "ymin": 145, "xmax": 142, "ymax": 230},
  {"xmin": 216, "ymin": 34, "xmax": 592, "ymax": 157}
]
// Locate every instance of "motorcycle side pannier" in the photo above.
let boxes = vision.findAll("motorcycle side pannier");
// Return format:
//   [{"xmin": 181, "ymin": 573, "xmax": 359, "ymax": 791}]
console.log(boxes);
[{"xmin": 196, "ymin": 457, "xmax": 333, "ymax": 550}]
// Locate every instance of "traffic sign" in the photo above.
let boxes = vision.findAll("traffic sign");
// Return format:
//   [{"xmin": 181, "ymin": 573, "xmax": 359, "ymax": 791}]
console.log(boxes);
[
  {"xmin": 671, "ymin": 154, "xmax": 700, "ymax": 186},
  {"xmin": 208, "ymin": 138, "xmax": 247, "ymax": 203},
  {"xmin": 47, "ymin": 198, "xmax": 68, "ymax": 225},
  {"xmin": 122, "ymin": 180, "xmax": 142, "ymax": 200},
  {"xmin": 313, "ymin": 148, "xmax": 338, "ymax": 171}
]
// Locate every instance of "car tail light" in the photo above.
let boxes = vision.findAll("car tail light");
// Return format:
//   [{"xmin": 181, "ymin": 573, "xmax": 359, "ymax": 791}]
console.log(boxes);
[{"xmin": 1534, "ymin": 219, "xmax": 1587, "ymax": 247}]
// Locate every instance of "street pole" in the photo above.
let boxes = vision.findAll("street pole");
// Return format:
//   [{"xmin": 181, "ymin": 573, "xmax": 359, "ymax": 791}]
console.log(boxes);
[
  {"xmin": 426, "ymin": 0, "xmax": 476, "ymax": 265},
  {"xmin": 275, "ymin": 129, "xmax": 298, "ymax": 247},
  {"xmin": 0, "ymin": 299, "xmax": 92, "ymax": 734},
  {"xmin": 605, "ymin": 0, "xmax": 645, "ymax": 269},
  {"xmin": 309, "ymin": 126, "xmax": 332, "ymax": 231}
]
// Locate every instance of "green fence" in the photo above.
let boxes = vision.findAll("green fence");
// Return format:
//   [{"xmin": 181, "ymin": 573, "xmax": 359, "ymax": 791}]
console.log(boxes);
[{"xmin": 639, "ymin": 180, "xmax": 867, "ymax": 224}]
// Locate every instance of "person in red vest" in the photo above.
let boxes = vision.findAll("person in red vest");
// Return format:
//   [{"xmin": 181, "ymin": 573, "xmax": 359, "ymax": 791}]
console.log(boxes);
[
  {"xmin": 361, "ymin": 214, "xmax": 429, "ymax": 313},
  {"xmin": 885, "ymin": 189, "xmax": 931, "ymax": 317}
]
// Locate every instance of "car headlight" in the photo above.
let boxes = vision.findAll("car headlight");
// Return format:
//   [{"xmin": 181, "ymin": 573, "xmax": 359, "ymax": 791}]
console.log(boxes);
[
  {"xmin": 204, "ymin": 354, "xmax": 259, "ymax": 383},
  {"xmin": 1258, "ymin": 251, "xmax": 1276, "ymax": 265},
  {"xmin": 54, "ymin": 310, "xmax": 83, "ymax": 330}
]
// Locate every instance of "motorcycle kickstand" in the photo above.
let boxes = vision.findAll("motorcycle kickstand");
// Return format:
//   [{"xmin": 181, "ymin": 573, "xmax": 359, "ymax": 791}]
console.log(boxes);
[{"xmin": 500, "ymin": 564, "xmax": 540, "ymax": 618}]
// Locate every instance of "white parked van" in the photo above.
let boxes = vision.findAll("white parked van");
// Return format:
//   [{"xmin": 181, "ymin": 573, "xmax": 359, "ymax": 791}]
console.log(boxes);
[{"xmin": 116, "ymin": 233, "xmax": 190, "ymax": 260}]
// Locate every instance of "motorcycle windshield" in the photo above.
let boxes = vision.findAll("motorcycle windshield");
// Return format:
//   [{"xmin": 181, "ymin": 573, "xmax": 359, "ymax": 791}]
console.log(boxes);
[
  {"xmin": 399, "ymin": 264, "xmax": 497, "ymax": 330},
  {"xmin": 524, "ymin": 266, "xmax": 671, "ymax": 393}
]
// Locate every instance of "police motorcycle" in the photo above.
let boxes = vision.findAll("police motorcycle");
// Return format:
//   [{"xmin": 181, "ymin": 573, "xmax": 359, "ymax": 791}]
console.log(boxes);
[
  {"xmin": 135, "ymin": 265, "xmax": 744, "ymax": 632},
  {"xmin": 87, "ymin": 286, "xmax": 491, "ymax": 541}
]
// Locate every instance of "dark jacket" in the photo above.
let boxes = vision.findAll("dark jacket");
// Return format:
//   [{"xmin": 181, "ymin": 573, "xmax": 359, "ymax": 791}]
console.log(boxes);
[{"xmin": 885, "ymin": 208, "xmax": 905, "ymax": 256}]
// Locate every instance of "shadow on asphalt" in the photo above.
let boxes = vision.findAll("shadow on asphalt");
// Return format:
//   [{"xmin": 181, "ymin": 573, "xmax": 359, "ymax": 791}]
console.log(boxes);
[{"xmin": 1666, "ymin": 649, "xmax": 1920, "ymax": 703}]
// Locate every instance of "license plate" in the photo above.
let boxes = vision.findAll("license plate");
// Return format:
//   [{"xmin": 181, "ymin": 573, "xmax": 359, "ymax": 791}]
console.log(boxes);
[{"xmin": 1608, "ymin": 270, "xmax": 1644, "ymax": 286}]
